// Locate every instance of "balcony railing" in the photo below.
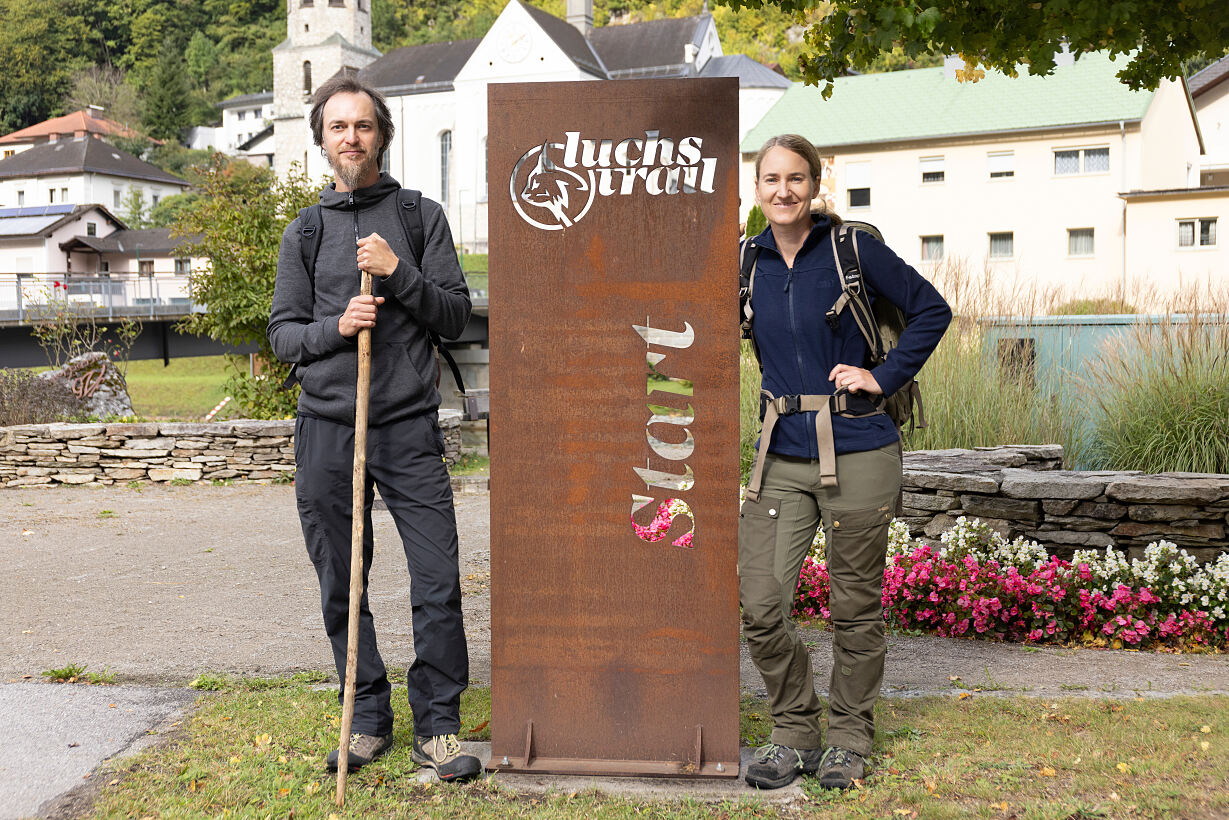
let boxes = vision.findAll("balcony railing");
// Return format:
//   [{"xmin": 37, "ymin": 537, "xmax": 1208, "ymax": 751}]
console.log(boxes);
[{"xmin": 0, "ymin": 273, "xmax": 201, "ymax": 325}]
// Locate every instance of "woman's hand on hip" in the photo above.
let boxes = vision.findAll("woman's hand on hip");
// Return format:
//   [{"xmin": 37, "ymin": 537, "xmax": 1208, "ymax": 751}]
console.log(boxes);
[{"xmin": 829, "ymin": 363, "xmax": 883, "ymax": 395}]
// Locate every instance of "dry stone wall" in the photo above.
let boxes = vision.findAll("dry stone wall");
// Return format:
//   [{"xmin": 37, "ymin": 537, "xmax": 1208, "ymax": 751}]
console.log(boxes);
[
  {"xmin": 0, "ymin": 411, "xmax": 462, "ymax": 488},
  {"xmin": 901, "ymin": 446, "xmax": 1229, "ymax": 561}
]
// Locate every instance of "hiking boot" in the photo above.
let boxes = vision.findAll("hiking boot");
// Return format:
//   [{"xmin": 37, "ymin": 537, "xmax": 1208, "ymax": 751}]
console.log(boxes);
[
  {"xmin": 817, "ymin": 746, "xmax": 866, "ymax": 789},
  {"xmin": 745, "ymin": 742, "xmax": 822, "ymax": 789},
  {"xmin": 411, "ymin": 733, "xmax": 482, "ymax": 782},
  {"xmin": 326, "ymin": 732, "xmax": 393, "ymax": 772}
]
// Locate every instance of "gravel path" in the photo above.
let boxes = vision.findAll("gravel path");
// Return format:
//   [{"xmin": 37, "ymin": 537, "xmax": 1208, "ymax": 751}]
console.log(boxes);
[{"xmin": 2, "ymin": 484, "xmax": 1225, "ymax": 698}]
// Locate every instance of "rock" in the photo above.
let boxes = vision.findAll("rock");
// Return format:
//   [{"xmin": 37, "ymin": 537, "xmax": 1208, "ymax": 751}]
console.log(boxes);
[
  {"xmin": 1127, "ymin": 504, "xmax": 1206, "ymax": 522},
  {"xmin": 105, "ymin": 423, "xmax": 161, "ymax": 437},
  {"xmin": 103, "ymin": 468, "xmax": 147, "ymax": 480},
  {"xmin": 1024, "ymin": 529, "xmax": 1115, "ymax": 547},
  {"xmin": 45, "ymin": 424, "xmax": 105, "ymax": 439},
  {"xmin": 148, "ymin": 468, "xmax": 203, "ymax": 482},
  {"xmin": 1106, "ymin": 477, "xmax": 1228, "ymax": 505},
  {"xmin": 232, "ymin": 420, "xmax": 294, "ymax": 437},
  {"xmin": 1070, "ymin": 501, "xmax": 1128, "ymax": 519},
  {"xmin": 52, "ymin": 473, "xmax": 94, "ymax": 485},
  {"xmin": 1042, "ymin": 500, "xmax": 1078, "ymax": 515},
  {"xmin": 37, "ymin": 352, "xmax": 134, "ymax": 418},
  {"xmin": 124, "ymin": 437, "xmax": 175, "ymax": 450},
  {"xmin": 901, "ymin": 491, "xmax": 960, "ymax": 512},
  {"xmin": 1000, "ymin": 469, "xmax": 1105, "ymax": 500},
  {"xmin": 66, "ymin": 444, "xmax": 101, "ymax": 455},
  {"xmin": 923, "ymin": 513, "xmax": 959, "ymax": 539},
  {"xmin": 1040, "ymin": 515, "xmax": 1117, "ymax": 532},
  {"xmin": 960, "ymin": 495, "xmax": 1040, "ymax": 522},
  {"xmin": 1111, "ymin": 521, "xmax": 1225, "ymax": 540},
  {"xmin": 158, "ymin": 423, "xmax": 234, "ymax": 437},
  {"xmin": 904, "ymin": 470, "xmax": 1000, "ymax": 493}
]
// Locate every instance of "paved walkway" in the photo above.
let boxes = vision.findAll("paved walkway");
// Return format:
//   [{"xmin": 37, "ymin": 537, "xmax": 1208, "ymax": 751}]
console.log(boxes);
[{"xmin": 1, "ymin": 484, "xmax": 1225, "ymax": 817}]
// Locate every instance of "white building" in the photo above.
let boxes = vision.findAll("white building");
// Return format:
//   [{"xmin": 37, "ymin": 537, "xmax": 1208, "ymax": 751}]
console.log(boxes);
[
  {"xmin": 1191, "ymin": 56, "xmax": 1229, "ymax": 187},
  {"xmin": 741, "ymin": 53, "xmax": 1223, "ymax": 305},
  {"xmin": 188, "ymin": 92, "xmax": 277, "ymax": 167},
  {"xmin": 272, "ymin": 0, "xmax": 789, "ymax": 251},
  {"xmin": 0, "ymin": 135, "xmax": 189, "ymax": 213}
]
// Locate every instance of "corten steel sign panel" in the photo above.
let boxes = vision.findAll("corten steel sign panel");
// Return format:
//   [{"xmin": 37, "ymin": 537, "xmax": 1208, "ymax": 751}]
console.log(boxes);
[{"xmin": 488, "ymin": 79, "xmax": 740, "ymax": 778}]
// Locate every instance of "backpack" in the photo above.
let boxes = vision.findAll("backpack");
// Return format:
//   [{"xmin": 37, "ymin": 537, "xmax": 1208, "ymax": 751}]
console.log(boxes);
[
  {"xmin": 286, "ymin": 188, "xmax": 467, "ymax": 394},
  {"xmin": 739, "ymin": 220, "xmax": 925, "ymax": 433}
]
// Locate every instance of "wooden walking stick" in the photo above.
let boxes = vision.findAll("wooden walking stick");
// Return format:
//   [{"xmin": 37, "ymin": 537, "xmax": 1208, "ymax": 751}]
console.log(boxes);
[{"xmin": 336, "ymin": 268, "xmax": 373, "ymax": 807}]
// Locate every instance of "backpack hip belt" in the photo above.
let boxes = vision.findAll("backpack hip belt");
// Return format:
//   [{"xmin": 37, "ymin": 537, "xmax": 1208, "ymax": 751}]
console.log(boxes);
[{"xmin": 745, "ymin": 388, "xmax": 886, "ymax": 503}]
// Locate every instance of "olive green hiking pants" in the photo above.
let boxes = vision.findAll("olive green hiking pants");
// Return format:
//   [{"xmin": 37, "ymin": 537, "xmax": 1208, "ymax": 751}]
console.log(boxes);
[{"xmin": 738, "ymin": 443, "xmax": 901, "ymax": 756}]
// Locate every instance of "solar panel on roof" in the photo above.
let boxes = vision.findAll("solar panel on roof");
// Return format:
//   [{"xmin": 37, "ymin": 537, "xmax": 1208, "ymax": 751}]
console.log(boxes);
[{"xmin": 0, "ymin": 204, "xmax": 75, "ymax": 218}]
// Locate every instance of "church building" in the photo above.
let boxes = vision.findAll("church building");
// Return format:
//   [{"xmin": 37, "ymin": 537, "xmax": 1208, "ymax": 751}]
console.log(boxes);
[{"xmin": 272, "ymin": 0, "xmax": 789, "ymax": 251}]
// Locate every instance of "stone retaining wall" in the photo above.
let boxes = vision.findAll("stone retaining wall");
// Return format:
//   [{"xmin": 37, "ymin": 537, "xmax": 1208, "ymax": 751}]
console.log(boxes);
[
  {"xmin": 0, "ymin": 411, "xmax": 462, "ymax": 488},
  {"xmin": 902, "ymin": 446, "xmax": 1229, "ymax": 561}
]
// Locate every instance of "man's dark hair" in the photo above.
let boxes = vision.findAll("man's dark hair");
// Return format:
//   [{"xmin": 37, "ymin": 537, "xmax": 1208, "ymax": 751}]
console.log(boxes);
[{"xmin": 309, "ymin": 75, "xmax": 395, "ymax": 159}]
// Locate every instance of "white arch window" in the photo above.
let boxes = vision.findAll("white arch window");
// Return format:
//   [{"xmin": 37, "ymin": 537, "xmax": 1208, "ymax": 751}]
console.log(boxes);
[
  {"xmin": 302, "ymin": 61, "xmax": 312, "ymax": 94},
  {"xmin": 439, "ymin": 130, "xmax": 452, "ymax": 206}
]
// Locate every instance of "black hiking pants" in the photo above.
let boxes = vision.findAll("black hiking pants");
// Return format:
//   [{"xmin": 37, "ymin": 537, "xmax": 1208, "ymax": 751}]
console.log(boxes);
[{"xmin": 294, "ymin": 412, "xmax": 467, "ymax": 738}]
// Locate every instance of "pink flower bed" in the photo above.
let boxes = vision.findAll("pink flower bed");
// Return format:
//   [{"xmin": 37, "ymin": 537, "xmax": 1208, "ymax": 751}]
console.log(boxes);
[{"xmin": 794, "ymin": 543, "xmax": 1228, "ymax": 650}]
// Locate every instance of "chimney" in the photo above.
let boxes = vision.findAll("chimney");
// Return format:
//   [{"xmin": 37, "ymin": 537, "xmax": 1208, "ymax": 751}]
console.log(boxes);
[
  {"xmin": 48, "ymin": 133, "xmax": 59, "ymax": 143},
  {"xmin": 87, "ymin": 104, "xmax": 104, "ymax": 119},
  {"xmin": 567, "ymin": 0, "xmax": 593, "ymax": 37}
]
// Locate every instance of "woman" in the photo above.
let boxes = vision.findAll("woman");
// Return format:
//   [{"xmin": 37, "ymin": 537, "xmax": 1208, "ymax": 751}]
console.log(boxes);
[{"xmin": 739, "ymin": 135, "xmax": 951, "ymax": 790}]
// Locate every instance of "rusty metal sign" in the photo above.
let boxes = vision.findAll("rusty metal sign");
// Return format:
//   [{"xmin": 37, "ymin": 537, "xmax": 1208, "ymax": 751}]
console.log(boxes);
[{"xmin": 488, "ymin": 78, "xmax": 740, "ymax": 778}]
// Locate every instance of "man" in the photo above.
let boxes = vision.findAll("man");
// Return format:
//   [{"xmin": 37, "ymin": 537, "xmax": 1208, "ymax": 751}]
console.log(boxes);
[{"xmin": 268, "ymin": 75, "xmax": 479, "ymax": 782}]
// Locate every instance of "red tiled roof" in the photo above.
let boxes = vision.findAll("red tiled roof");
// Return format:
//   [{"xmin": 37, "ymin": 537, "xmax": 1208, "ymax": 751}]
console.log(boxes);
[{"xmin": 0, "ymin": 110, "xmax": 154, "ymax": 145}]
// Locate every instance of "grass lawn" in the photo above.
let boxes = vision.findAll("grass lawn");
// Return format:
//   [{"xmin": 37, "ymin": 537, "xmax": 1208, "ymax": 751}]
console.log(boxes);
[
  {"xmin": 86, "ymin": 679, "xmax": 1227, "ymax": 819},
  {"xmin": 123, "ymin": 355, "xmax": 232, "ymax": 420}
]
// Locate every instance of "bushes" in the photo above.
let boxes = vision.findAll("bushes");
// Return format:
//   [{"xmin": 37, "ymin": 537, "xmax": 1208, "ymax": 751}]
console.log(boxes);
[
  {"xmin": 0, "ymin": 369, "xmax": 80, "ymax": 426},
  {"xmin": 794, "ymin": 517, "xmax": 1229, "ymax": 650}
]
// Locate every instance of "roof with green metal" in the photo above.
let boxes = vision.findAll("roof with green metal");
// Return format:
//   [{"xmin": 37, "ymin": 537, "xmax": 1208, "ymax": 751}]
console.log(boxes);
[{"xmin": 741, "ymin": 52, "xmax": 1156, "ymax": 152}]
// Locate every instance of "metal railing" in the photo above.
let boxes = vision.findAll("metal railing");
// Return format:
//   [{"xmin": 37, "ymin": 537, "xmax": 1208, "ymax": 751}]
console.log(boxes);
[{"xmin": 0, "ymin": 273, "xmax": 201, "ymax": 325}]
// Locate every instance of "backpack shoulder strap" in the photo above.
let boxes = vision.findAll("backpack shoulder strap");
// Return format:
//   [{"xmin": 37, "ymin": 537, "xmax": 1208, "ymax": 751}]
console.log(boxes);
[
  {"xmin": 827, "ymin": 224, "xmax": 886, "ymax": 362},
  {"xmin": 396, "ymin": 189, "xmax": 425, "ymax": 266},
  {"xmin": 738, "ymin": 238, "xmax": 762, "ymax": 369},
  {"xmin": 297, "ymin": 204, "xmax": 323, "ymax": 289},
  {"xmin": 394, "ymin": 188, "xmax": 467, "ymax": 394}
]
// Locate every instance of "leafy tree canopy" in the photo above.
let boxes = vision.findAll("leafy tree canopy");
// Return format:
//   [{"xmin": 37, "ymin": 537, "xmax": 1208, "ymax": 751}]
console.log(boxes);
[{"xmin": 714, "ymin": 0, "xmax": 1229, "ymax": 97}]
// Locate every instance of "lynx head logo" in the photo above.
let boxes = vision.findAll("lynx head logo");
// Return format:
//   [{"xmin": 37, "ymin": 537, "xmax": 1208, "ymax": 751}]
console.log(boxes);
[{"xmin": 510, "ymin": 141, "xmax": 596, "ymax": 230}]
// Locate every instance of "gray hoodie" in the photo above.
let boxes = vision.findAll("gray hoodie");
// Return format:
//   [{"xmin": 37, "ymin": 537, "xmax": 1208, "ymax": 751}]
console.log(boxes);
[{"xmin": 268, "ymin": 173, "xmax": 471, "ymax": 424}]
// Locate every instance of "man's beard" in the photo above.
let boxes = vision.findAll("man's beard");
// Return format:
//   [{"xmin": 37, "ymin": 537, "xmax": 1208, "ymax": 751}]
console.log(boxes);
[{"xmin": 329, "ymin": 148, "xmax": 378, "ymax": 189}]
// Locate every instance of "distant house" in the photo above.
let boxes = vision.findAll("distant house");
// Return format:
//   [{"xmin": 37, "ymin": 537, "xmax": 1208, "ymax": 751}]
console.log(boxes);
[
  {"xmin": 1190, "ymin": 55, "xmax": 1229, "ymax": 187},
  {"xmin": 0, "ymin": 136, "xmax": 189, "ymax": 213},
  {"xmin": 187, "ymin": 91, "xmax": 275, "ymax": 167},
  {"xmin": 741, "ymin": 53, "xmax": 1223, "ymax": 302},
  {"xmin": 271, "ymin": 0, "xmax": 790, "ymax": 251},
  {"xmin": 0, "ymin": 107, "xmax": 150, "ymax": 159}
]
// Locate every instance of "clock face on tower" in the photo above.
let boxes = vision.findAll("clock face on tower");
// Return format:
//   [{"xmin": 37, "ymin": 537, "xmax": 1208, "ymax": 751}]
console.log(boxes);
[{"xmin": 498, "ymin": 22, "xmax": 532, "ymax": 64}]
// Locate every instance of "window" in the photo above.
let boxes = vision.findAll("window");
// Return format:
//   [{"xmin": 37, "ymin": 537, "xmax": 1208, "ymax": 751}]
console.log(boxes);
[
  {"xmin": 138, "ymin": 260, "xmax": 154, "ymax": 275},
  {"xmin": 303, "ymin": 61, "xmax": 312, "ymax": 94},
  {"xmin": 152, "ymin": 193, "xmax": 160, "ymax": 207},
  {"xmin": 61, "ymin": 187, "xmax": 68, "ymax": 201},
  {"xmin": 300, "ymin": 0, "xmax": 312, "ymax": 6},
  {"xmin": 987, "ymin": 151, "xmax": 1014, "ymax": 179},
  {"xmin": 16, "ymin": 190, "xmax": 23, "ymax": 206},
  {"xmin": 439, "ymin": 130, "xmax": 452, "ymax": 206},
  {"xmin": 174, "ymin": 258, "xmax": 190, "ymax": 274},
  {"xmin": 86, "ymin": 222, "xmax": 96, "ymax": 236},
  {"xmin": 1178, "ymin": 218, "xmax": 1217, "ymax": 248},
  {"xmin": 846, "ymin": 161, "xmax": 870, "ymax": 209},
  {"xmin": 329, "ymin": 0, "xmax": 344, "ymax": 6},
  {"xmin": 1068, "ymin": 228, "xmax": 1094, "ymax": 256},
  {"xmin": 49, "ymin": 188, "xmax": 55, "ymax": 203},
  {"xmin": 921, "ymin": 235, "xmax": 944, "ymax": 261},
  {"xmin": 113, "ymin": 190, "xmax": 121, "ymax": 208},
  {"xmin": 479, "ymin": 137, "xmax": 488, "ymax": 202},
  {"xmin": 920, "ymin": 156, "xmax": 945, "ymax": 185},
  {"xmin": 237, "ymin": 110, "xmax": 246, "ymax": 121},
  {"xmin": 2, "ymin": 149, "xmax": 13, "ymax": 158},
  {"xmin": 100, "ymin": 261, "xmax": 109, "ymax": 273},
  {"xmin": 989, "ymin": 232, "xmax": 1014, "ymax": 259},
  {"xmin": 1055, "ymin": 146, "xmax": 1110, "ymax": 175}
]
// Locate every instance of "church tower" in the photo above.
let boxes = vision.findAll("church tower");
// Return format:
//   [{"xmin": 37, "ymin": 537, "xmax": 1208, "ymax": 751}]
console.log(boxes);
[{"xmin": 273, "ymin": 0, "xmax": 381, "ymax": 178}]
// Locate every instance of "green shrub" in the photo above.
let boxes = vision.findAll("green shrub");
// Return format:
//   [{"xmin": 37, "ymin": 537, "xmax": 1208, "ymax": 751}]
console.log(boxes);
[
  {"xmin": 744, "ymin": 204, "xmax": 767, "ymax": 238},
  {"xmin": 1081, "ymin": 314, "xmax": 1229, "ymax": 473},
  {"xmin": 0, "ymin": 369, "xmax": 81, "ymax": 426},
  {"xmin": 739, "ymin": 341, "xmax": 761, "ymax": 482}
]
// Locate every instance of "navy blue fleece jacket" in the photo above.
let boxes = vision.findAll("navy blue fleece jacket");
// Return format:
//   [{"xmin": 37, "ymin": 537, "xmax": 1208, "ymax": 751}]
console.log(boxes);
[
  {"xmin": 267, "ymin": 173, "xmax": 471, "ymax": 425},
  {"xmin": 748, "ymin": 215, "xmax": 951, "ymax": 457}
]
